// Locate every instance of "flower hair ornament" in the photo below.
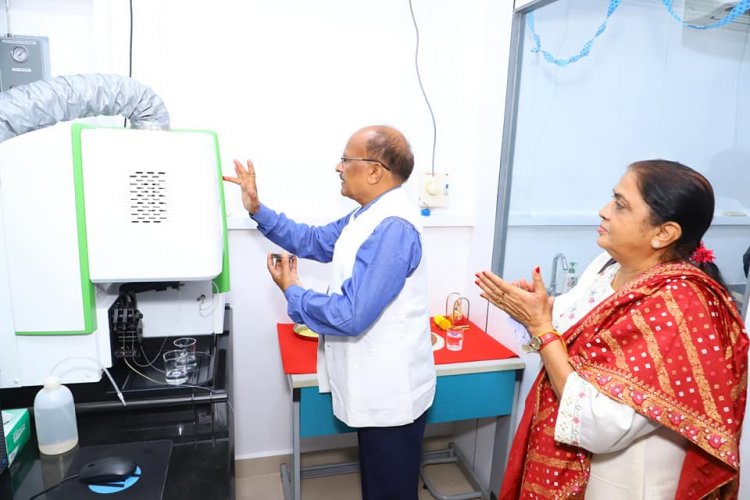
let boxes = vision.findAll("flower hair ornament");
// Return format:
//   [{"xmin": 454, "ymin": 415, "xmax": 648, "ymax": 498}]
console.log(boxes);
[{"xmin": 690, "ymin": 241, "xmax": 715, "ymax": 264}]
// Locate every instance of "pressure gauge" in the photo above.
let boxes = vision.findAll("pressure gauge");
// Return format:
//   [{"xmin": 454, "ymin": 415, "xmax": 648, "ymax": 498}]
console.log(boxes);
[{"xmin": 10, "ymin": 45, "xmax": 29, "ymax": 63}]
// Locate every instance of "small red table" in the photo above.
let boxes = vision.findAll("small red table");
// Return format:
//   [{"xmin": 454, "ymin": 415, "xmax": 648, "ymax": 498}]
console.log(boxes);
[
  {"xmin": 277, "ymin": 318, "xmax": 517, "ymax": 375},
  {"xmin": 276, "ymin": 318, "xmax": 524, "ymax": 500}
]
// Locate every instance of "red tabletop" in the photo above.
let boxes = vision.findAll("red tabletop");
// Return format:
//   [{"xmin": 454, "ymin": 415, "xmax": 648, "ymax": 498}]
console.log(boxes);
[{"xmin": 277, "ymin": 318, "xmax": 518, "ymax": 375}]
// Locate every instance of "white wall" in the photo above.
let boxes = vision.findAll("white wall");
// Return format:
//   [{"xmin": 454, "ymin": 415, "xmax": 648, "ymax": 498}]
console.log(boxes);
[
  {"xmin": 0, "ymin": 2, "xmax": 6, "ymax": 35},
  {"xmin": 5, "ymin": 0, "xmax": 516, "ymax": 487}
]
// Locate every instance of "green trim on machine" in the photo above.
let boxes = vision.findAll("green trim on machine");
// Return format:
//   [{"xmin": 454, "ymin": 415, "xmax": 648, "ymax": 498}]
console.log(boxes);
[
  {"xmin": 16, "ymin": 123, "xmax": 97, "ymax": 336},
  {"xmin": 210, "ymin": 130, "xmax": 231, "ymax": 293},
  {"xmin": 16, "ymin": 126, "xmax": 231, "ymax": 335},
  {"xmin": 70, "ymin": 123, "xmax": 97, "ymax": 332},
  {"xmin": 171, "ymin": 128, "xmax": 231, "ymax": 293}
]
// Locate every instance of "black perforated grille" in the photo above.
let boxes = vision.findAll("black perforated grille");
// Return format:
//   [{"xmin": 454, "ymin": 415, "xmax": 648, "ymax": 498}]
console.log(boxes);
[{"xmin": 129, "ymin": 171, "xmax": 167, "ymax": 223}]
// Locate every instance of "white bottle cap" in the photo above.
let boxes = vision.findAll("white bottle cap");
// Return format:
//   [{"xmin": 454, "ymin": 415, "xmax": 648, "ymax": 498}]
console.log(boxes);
[{"xmin": 43, "ymin": 375, "xmax": 61, "ymax": 391}]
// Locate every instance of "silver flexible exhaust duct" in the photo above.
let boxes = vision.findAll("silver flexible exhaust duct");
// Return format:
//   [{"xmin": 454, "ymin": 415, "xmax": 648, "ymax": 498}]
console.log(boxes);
[{"xmin": 0, "ymin": 73, "xmax": 170, "ymax": 143}]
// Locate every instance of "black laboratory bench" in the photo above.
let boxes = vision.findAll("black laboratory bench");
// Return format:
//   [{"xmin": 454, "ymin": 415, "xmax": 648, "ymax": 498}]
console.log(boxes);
[{"xmin": 0, "ymin": 306, "xmax": 235, "ymax": 500}]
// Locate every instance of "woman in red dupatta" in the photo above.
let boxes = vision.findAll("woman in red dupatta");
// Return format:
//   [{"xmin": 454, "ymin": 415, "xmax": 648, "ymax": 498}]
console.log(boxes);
[{"xmin": 477, "ymin": 160, "xmax": 748, "ymax": 499}]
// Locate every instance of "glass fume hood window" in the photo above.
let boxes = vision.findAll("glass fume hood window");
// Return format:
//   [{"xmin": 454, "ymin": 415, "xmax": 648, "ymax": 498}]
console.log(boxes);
[
  {"xmin": 502, "ymin": 0, "xmax": 750, "ymax": 227},
  {"xmin": 493, "ymin": 0, "xmax": 750, "ymax": 290}
]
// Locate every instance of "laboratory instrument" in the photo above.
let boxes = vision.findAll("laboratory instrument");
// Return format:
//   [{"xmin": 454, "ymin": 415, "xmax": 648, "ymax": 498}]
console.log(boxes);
[{"xmin": 0, "ymin": 74, "xmax": 230, "ymax": 393}]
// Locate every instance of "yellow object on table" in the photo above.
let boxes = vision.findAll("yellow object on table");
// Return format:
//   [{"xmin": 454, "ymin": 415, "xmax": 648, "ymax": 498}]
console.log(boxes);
[
  {"xmin": 293, "ymin": 323, "xmax": 319, "ymax": 340},
  {"xmin": 433, "ymin": 315, "xmax": 453, "ymax": 331}
]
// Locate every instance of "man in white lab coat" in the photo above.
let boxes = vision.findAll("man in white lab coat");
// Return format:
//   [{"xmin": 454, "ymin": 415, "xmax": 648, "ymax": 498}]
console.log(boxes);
[{"xmin": 224, "ymin": 125, "xmax": 436, "ymax": 500}]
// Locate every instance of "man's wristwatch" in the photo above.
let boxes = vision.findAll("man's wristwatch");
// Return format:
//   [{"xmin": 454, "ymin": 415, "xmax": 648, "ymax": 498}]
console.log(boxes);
[{"xmin": 523, "ymin": 331, "xmax": 562, "ymax": 353}]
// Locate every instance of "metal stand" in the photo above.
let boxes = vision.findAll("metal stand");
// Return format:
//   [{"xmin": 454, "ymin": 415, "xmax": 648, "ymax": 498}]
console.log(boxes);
[
  {"xmin": 420, "ymin": 443, "xmax": 486, "ymax": 500},
  {"xmin": 280, "ymin": 359, "xmax": 525, "ymax": 500},
  {"xmin": 280, "ymin": 458, "xmax": 361, "ymax": 500},
  {"xmin": 281, "ymin": 444, "xmax": 487, "ymax": 500}
]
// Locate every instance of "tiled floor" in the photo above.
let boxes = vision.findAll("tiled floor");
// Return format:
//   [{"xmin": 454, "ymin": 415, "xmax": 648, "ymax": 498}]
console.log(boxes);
[
  {"xmin": 236, "ymin": 464, "xmax": 476, "ymax": 500},
  {"xmin": 236, "ymin": 442, "xmax": 478, "ymax": 500}
]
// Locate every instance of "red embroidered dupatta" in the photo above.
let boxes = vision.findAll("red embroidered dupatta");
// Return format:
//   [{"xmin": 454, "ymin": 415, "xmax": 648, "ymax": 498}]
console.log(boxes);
[{"xmin": 500, "ymin": 262, "xmax": 748, "ymax": 499}]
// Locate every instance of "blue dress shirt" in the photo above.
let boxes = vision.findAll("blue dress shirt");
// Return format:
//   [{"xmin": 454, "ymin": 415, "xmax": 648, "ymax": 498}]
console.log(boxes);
[{"xmin": 251, "ymin": 192, "xmax": 422, "ymax": 337}]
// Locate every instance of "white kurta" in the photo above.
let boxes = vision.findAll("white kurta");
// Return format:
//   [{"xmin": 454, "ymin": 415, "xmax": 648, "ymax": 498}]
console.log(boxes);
[{"xmin": 551, "ymin": 252, "xmax": 688, "ymax": 499}]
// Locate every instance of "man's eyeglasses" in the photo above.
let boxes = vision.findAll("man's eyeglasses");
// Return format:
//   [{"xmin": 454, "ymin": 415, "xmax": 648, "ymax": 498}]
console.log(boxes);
[{"xmin": 340, "ymin": 156, "xmax": 391, "ymax": 171}]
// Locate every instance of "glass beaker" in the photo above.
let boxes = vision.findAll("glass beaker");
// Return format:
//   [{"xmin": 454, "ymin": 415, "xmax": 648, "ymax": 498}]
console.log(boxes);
[
  {"xmin": 446, "ymin": 329, "xmax": 464, "ymax": 351},
  {"xmin": 173, "ymin": 337, "xmax": 197, "ymax": 370},
  {"xmin": 163, "ymin": 350, "xmax": 188, "ymax": 385}
]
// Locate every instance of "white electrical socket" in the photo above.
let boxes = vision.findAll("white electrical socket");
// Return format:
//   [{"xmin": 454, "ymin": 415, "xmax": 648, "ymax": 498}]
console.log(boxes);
[{"xmin": 419, "ymin": 172, "xmax": 449, "ymax": 208}]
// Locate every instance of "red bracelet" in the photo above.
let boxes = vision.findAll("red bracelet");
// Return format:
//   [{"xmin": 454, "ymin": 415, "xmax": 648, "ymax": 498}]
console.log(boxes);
[
  {"xmin": 525, "ymin": 330, "xmax": 563, "ymax": 353},
  {"xmin": 537, "ymin": 331, "xmax": 563, "ymax": 352}
]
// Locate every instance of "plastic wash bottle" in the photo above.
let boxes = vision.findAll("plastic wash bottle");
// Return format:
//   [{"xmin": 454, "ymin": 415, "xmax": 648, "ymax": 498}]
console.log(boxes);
[{"xmin": 33, "ymin": 375, "xmax": 79, "ymax": 455}]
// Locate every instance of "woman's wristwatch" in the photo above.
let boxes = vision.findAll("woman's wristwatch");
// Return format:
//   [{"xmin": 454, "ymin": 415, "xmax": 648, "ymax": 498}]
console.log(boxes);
[{"xmin": 523, "ymin": 330, "xmax": 562, "ymax": 353}]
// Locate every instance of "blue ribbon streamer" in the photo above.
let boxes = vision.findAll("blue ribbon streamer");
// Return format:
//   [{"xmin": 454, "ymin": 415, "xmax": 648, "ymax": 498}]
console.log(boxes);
[{"xmin": 527, "ymin": 0, "xmax": 750, "ymax": 67}]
